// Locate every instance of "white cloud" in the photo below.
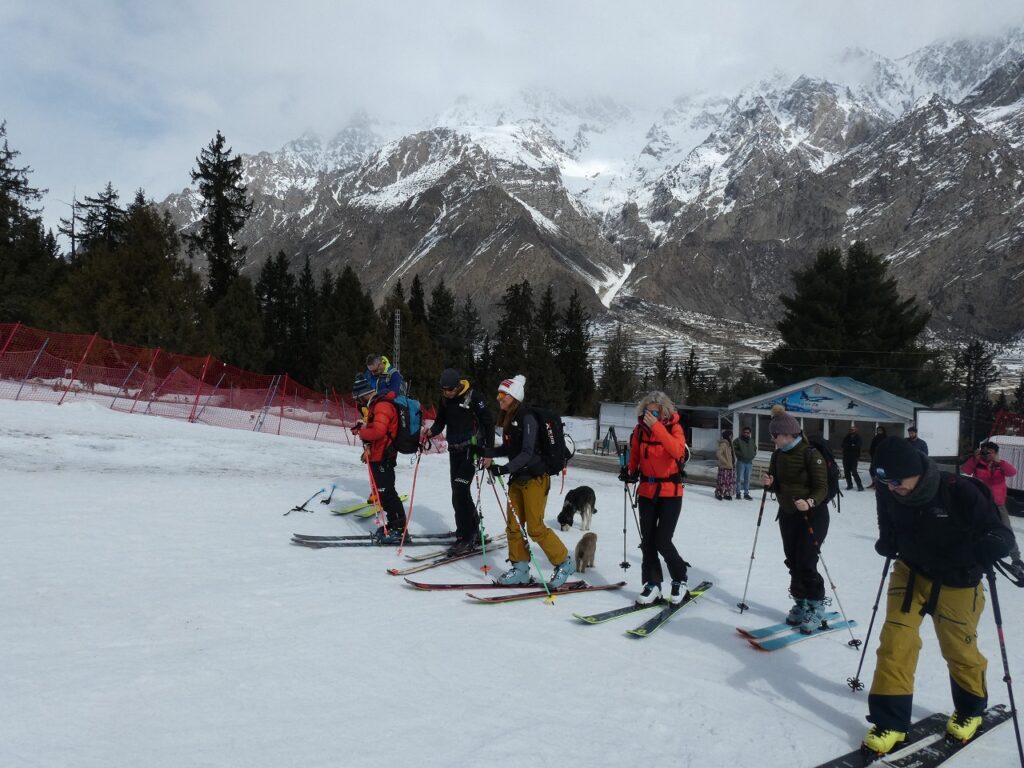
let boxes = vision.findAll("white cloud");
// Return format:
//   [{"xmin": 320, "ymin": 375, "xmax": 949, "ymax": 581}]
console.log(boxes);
[{"xmin": 2, "ymin": 0, "xmax": 1022, "ymax": 235}]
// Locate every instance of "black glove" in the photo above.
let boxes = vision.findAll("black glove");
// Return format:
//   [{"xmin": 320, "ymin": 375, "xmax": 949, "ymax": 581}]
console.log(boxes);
[
  {"xmin": 874, "ymin": 537, "xmax": 898, "ymax": 558},
  {"xmin": 974, "ymin": 530, "xmax": 1012, "ymax": 566},
  {"xmin": 618, "ymin": 467, "xmax": 639, "ymax": 483},
  {"xmin": 488, "ymin": 464, "xmax": 507, "ymax": 478}
]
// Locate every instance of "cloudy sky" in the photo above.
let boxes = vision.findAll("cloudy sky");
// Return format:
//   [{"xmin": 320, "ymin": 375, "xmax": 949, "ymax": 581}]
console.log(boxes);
[{"xmin": 3, "ymin": 1, "xmax": 1023, "ymax": 234}]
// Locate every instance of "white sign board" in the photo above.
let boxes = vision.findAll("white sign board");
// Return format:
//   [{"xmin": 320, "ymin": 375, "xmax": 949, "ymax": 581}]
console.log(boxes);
[{"xmin": 914, "ymin": 408, "xmax": 960, "ymax": 459}]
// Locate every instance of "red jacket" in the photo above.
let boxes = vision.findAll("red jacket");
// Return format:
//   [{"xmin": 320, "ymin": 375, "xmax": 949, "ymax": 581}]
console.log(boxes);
[
  {"xmin": 358, "ymin": 393, "xmax": 399, "ymax": 463},
  {"xmin": 627, "ymin": 413, "xmax": 686, "ymax": 499},
  {"xmin": 961, "ymin": 455, "xmax": 1017, "ymax": 506}
]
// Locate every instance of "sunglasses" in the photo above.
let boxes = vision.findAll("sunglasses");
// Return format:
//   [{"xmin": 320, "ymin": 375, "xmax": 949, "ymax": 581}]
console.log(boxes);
[
  {"xmin": 441, "ymin": 386, "xmax": 458, "ymax": 393},
  {"xmin": 645, "ymin": 409, "xmax": 660, "ymax": 418},
  {"xmin": 496, "ymin": 391, "xmax": 508, "ymax": 400}
]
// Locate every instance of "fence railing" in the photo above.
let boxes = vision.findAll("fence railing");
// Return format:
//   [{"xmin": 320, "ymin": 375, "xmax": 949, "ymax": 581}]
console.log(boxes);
[{"xmin": 0, "ymin": 322, "xmax": 443, "ymax": 451}]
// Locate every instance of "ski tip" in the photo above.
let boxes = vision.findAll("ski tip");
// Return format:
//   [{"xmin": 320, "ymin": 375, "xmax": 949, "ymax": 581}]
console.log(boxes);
[{"xmin": 386, "ymin": 568, "xmax": 401, "ymax": 576}]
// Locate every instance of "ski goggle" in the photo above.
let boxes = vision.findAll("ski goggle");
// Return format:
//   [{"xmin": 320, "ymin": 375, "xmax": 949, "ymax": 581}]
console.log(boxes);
[{"xmin": 874, "ymin": 468, "xmax": 902, "ymax": 487}]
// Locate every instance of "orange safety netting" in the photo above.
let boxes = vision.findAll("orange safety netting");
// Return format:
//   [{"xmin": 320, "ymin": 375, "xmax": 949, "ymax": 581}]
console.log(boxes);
[{"xmin": 0, "ymin": 322, "xmax": 444, "ymax": 451}]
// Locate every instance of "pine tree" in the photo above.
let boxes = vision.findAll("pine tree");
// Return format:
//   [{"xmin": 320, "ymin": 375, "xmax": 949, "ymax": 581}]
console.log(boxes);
[
  {"xmin": 526, "ymin": 285, "xmax": 565, "ymax": 410},
  {"xmin": 42, "ymin": 192, "xmax": 211, "ymax": 351},
  {"xmin": 493, "ymin": 280, "xmax": 533, "ymax": 379},
  {"xmin": 1012, "ymin": 375, "xmax": 1024, "ymax": 414},
  {"xmin": 653, "ymin": 345, "xmax": 672, "ymax": 391},
  {"xmin": 213, "ymin": 276, "xmax": 266, "ymax": 370},
  {"xmin": 557, "ymin": 288, "xmax": 596, "ymax": 415},
  {"xmin": 409, "ymin": 274, "xmax": 428, "ymax": 327},
  {"xmin": 60, "ymin": 182, "xmax": 127, "ymax": 258},
  {"xmin": 455, "ymin": 297, "xmax": 481, "ymax": 378},
  {"xmin": 255, "ymin": 251, "xmax": 298, "ymax": 373},
  {"xmin": 291, "ymin": 256, "xmax": 320, "ymax": 385},
  {"xmin": 187, "ymin": 131, "xmax": 253, "ymax": 304},
  {"xmin": 0, "ymin": 121, "xmax": 64, "ymax": 324},
  {"xmin": 953, "ymin": 339, "xmax": 999, "ymax": 447},
  {"xmin": 426, "ymin": 279, "xmax": 459, "ymax": 365},
  {"xmin": 599, "ymin": 324, "xmax": 638, "ymax": 402},
  {"xmin": 762, "ymin": 242, "xmax": 939, "ymax": 402}
]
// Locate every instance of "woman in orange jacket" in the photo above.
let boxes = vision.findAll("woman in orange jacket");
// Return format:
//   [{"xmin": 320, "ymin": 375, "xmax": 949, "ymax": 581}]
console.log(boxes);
[{"xmin": 620, "ymin": 391, "xmax": 690, "ymax": 605}]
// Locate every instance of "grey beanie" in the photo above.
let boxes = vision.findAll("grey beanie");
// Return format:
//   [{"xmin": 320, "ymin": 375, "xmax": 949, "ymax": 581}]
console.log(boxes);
[{"xmin": 768, "ymin": 405, "xmax": 801, "ymax": 437}]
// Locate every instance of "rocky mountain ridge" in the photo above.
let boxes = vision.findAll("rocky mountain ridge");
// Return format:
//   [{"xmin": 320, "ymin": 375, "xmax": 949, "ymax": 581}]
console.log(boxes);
[{"xmin": 162, "ymin": 27, "xmax": 1024, "ymax": 357}]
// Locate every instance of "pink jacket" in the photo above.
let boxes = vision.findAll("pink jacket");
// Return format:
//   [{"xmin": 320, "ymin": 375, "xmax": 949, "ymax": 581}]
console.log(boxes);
[{"xmin": 961, "ymin": 456, "xmax": 1018, "ymax": 506}]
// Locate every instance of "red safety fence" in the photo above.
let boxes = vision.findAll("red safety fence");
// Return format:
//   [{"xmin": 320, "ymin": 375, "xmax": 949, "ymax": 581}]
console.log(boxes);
[{"xmin": 0, "ymin": 322, "xmax": 444, "ymax": 451}]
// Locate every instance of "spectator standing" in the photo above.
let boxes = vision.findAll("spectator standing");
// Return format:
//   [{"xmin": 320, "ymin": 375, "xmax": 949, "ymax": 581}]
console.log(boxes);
[
  {"xmin": 733, "ymin": 426, "xmax": 757, "ymax": 501},
  {"xmin": 841, "ymin": 425, "xmax": 865, "ymax": 491},
  {"xmin": 961, "ymin": 441, "xmax": 1022, "ymax": 574}
]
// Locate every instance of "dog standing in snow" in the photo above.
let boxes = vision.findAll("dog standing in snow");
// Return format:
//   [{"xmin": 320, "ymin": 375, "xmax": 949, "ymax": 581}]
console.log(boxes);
[{"xmin": 557, "ymin": 485, "xmax": 597, "ymax": 531}]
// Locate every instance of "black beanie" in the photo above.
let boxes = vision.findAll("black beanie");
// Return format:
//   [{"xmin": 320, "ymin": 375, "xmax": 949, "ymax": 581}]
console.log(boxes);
[
  {"xmin": 439, "ymin": 368, "xmax": 461, "ymax": 388},
  {"xmin": 873, "ymin": 436, "xmax": 925, "ymax": 480}
]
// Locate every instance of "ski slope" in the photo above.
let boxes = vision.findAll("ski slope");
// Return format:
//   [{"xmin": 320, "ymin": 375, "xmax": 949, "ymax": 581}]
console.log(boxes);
[{"xmin": 1, "ymin": 399, "xmax": 1020, "ymax": 768}]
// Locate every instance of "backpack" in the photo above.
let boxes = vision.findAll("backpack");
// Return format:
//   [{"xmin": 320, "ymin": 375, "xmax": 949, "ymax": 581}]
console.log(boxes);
[
  {"xmin": 529, "ymin": 406, "xmax": 572, "ymax": 476},
  {"xmin": 384, "ymin": 395, "xmax": 423, "ymax": 455},
  {"xmin": 804, "ymin": 436, "xmax": 842, "ymax": 511}
]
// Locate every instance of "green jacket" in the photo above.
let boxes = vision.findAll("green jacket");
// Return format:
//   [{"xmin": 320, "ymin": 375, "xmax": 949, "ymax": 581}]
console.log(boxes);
[
  {"xmin": 768, "ymin": 437, "xmax": 828, "ymax": 514},
  {"xmin": 733, "ymin": 436, "xmax": 757, "ymax": 463}
]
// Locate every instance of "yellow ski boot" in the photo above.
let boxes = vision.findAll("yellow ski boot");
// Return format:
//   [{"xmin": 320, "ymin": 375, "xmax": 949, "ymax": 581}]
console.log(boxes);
[
  {"xmin": 862, "ymin": 725, "xmax": 907, "ymax": 755},
  {"xmin": 946, "ymin": 712, "xmax": 982, "ymax": 742}
]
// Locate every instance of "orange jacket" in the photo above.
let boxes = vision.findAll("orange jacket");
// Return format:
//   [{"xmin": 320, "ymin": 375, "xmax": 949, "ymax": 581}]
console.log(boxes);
[
  {"xmin": 358, "ymin": 393, "xmax": 399, "ymax": 463},
  {"xmin": 627, "ymin": 413, "xmax": 686, "ymax": 499}
]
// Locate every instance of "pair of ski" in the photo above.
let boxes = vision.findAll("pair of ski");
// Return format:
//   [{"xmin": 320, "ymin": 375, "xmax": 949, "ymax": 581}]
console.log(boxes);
[
  {"xmin": 291, "ymin": 531, "xmax": 456, "ymax": 549},
  {"xmin": 815, "ymin": 704, "xmax": 1010, "ymax": 767},
  {"xmin": 573, "ymin": 581, "xmax": 714, "ymax": 637},
  {"xmin": 329, "ymin": 496, "xmax": 408, "ymax": 518},
  {"xmin": 403, "ymin": 577, "xmax": 627, "ymax": 603},
  {"xmin": 386, "ymin": 535, "xmax": 509, "ymax": 575},
  {"xmin": 737, "ymin": 612, "xmax": 858, "ymax": 651}
]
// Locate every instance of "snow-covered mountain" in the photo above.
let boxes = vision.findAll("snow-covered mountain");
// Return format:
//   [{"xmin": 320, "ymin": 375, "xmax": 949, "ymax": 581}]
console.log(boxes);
[{"xmin": 162, "ymin": 27, "xmax": 1024, "ymax": 349}]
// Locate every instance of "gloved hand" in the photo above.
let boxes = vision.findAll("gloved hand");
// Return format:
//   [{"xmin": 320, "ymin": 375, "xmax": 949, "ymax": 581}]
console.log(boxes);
[
  {"xmin": 488, "ymin": 464, "xmax": 507, "ymax": 478},
  {"xmin": 617, "ymin": 467, "xmax": 638, "ymax": 483},
  {"xmin": 974, "ymin": 530, "xmax": 1012, "ymax": 566},
  {"xmin": 351, "ymin": 420, "xmax": 365, "ymax": 436},
  {"xmin": 874, "ymin": 537, "xmax": 898, "ymax": 558}
]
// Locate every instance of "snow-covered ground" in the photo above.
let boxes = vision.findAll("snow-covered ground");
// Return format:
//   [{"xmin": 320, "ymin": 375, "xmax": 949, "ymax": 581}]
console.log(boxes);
[{"xmin": 1, "ymin": 399, "xmax": 1020, "ymax": 768}]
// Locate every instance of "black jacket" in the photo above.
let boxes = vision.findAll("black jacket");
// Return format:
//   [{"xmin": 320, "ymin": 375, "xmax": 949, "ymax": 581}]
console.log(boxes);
[
  {"xmin": 427, "ymin": 385, "xmax": 494, "ymax": 451},
  {"xmin": 489, "ymin": 407, "xmax": 545, "ymax": 481},
  {"xmin": 876, "ymin": 471, "xmax": 1013, "ymax": 587},
  {"xmin": 841, "ymin": 432, "xmax": 862, "ymax": 459}
]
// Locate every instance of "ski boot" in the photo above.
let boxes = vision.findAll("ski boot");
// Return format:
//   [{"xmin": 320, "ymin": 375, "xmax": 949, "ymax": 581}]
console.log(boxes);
[
  {"xmin": 862, "ymin": 726, "xmax": 906, "ymax": 755},
  {"xmin": 946, "ymin": 712, "xmax": 982, "ymax": 742},
  {"xmin": 497, "ymin": 561, "xmax": 531, "ymax": 585},
  {"xmin": 785, "ymin": 598, "xmax": 809, "ymax": 626},
  {"xmin": 549, "ymin": 556, "xmax": 575, "ymax": 589},
  {"xmin": 668, "ymin": 580, "xmax": 688, "ymax": 605},
  {"xmin": 636, "ymin": 583, "xmax": 662, "ymax": 605},
  {"xmin": 798, "ymin": 599, "xmax": 826, "ymax": 634}
]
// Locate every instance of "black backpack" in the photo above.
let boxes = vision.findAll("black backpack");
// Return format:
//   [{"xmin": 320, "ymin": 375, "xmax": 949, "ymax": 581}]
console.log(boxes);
[
  {"xmin": 529, "ymin": 407, "xmax": 572, "ymax": 476},
  {"xmin": 804, "ymin": 436, "xmax": 842, "ymax": 511}
]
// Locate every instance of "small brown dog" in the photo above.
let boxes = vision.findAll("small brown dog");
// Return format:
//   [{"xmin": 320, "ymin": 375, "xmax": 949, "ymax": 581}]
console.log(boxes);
[{"xmin": 574, "ymin": 532, "xmax": 597, "ymax": 574}]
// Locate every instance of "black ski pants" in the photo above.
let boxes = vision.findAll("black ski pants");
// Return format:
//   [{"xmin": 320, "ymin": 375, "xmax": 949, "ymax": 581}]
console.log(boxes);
[
  {"xmin": 843, "ymin": 455, "xmax": 863, "ymax": 490},
  {"xmin": 449, "ymin": 447, "xmax": 480, "ymax": 541},
  {"xmin": 370, "ymin": 459, "xmax": 405, "ymax": 530},
  {"xmin": 638, "ymin": 495, "xmax": 688, "ymax": 586},
  {"xmin": 778, "ymin": 505, "xmax": 829, "ymax": 601}
]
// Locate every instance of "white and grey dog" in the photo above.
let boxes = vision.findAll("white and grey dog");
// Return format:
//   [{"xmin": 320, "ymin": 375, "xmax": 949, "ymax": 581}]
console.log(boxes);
[{"xmin": 558, "ymin": 485, "xmax": 597, "ymax": 531}]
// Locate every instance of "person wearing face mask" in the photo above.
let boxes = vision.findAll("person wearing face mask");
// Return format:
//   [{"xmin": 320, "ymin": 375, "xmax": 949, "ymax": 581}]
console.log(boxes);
[
  {"xmin": 861, "ymin": 437, "xmax": 1013, "ymax": 755},
  {"xmin": 761, "ymin": 404, "xmax": 830, "ymax": 633},
  {"xmin": 619, "ymin": 391, "xmax": 690, "ymax": 606}
]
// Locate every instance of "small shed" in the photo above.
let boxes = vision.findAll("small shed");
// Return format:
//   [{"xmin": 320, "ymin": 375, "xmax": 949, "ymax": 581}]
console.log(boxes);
[{"xmin": 726, "ymin": 377, "xmax": 925, "ymax": 454}]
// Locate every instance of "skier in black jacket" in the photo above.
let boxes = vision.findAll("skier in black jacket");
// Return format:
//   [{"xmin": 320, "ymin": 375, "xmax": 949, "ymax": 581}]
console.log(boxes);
[
  {"xmin": 422, "ymin": 368, "xmax": 495, "ymax": 554},
  {"xmin": 862, "ymin": 437, "xmax": 1013, "ymax": 755},
  {"xmin": 841, "ymin": 425, "xmax": 864, "ymax": 491}
]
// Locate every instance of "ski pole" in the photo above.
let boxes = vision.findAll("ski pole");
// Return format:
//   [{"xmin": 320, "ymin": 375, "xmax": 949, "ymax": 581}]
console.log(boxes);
[
  {"xmin": 491, "ymin": 473, "xmax": 553, "ymax": 602},
  {"xmin": 986, "ymin": 566, "xmax": 1024, "ymax": 767},
  {"xmin": 285, "ymin": 488, "xmax": 324, "ymax": 515},
  {"xmin": 320, "ymin": 483, "xmax": 336, "ymax": 505},
  {"xmin": 618, "ymin": 443, "xmax": 631, "ymax": 571},
  {"xmin": 802, "ymin": 513, "xmax": 860, "ymax": 649},
  {"xmin": 736, "ymin": 487, "xmax": 769, "ymax": 612},
  {"xmin": 847, "ymin": 557, "xmax": 892, "ymax": 692},
  {"xmin": 627, "ymin": 484, "xmax": 642, "ymax": 540},
  {"xmin": 474, "ymin": 468, "xmax": 492, "ymax": 574},
  {"xmin": 396, "ymin": 449, "xmax": 423, "ymax": 555}
]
